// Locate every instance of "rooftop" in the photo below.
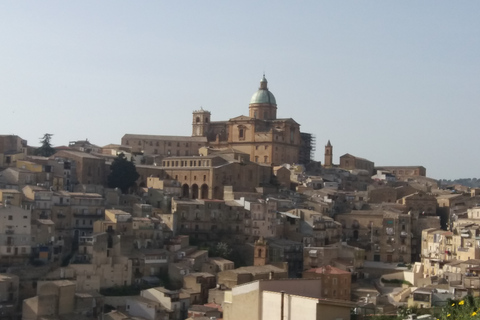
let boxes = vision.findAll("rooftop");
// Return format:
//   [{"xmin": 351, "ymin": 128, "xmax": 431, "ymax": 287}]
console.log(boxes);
[{"xmin": 305, "ymin": 265, "xmax": 351, "ymax": 275}]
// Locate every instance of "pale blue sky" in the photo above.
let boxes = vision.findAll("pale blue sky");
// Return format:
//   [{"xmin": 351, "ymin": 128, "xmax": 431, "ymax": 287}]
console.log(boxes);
[{"xmin": 1, "ymin": 1, "xmax": 479, "ymax": 179}]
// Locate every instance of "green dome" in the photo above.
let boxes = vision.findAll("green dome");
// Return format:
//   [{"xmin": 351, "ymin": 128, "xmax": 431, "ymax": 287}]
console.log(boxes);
[
  {"xmin": 249, "ymin": 75, "xmax": 276, "ymax": 105},
  {"xmin": 250, "ymin": 90, "xmax": 276, "ymax": 105}
]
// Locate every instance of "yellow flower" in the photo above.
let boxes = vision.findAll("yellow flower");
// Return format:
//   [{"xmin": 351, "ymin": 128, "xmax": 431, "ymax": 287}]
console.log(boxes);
[
  {"xmin": 447, "ymin": 314, "xmax": 451, "ymax": 317},
  {"xmin": 472, "ymin": 312, "xmax": 477, "ymax": 316},
  {"xmin": 452, "ymin": 303, "xmax": 456, "ymax": 306},
  {"xmin": 459, "ymin": 300, "xmax": 465, "ymax": 305}
]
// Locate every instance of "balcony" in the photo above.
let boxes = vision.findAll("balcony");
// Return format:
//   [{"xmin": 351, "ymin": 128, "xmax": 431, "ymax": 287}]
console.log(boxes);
[
  {"xmin": 386, "ymin": 246, "xmax": 395, "ymax": 253},
  {"xmin": 5, "ymin": 229, "xmax": 14, "ymax": 235}
]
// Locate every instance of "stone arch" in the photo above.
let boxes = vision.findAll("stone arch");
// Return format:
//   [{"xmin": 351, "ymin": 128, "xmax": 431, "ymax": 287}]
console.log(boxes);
[
  {"xmin": 191, "ymin": 184, "xmax": 199, "ymax": 199},
  {"xmin": 200, "ymin": 184, "xmax": 209, "ymax": 199},
  {"xmin": 182, "ymin": 184, "xmax": 189, "ymax": 198}
]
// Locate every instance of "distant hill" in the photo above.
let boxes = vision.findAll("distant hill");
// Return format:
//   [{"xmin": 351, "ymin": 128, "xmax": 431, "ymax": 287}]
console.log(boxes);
[{"xmin": 438, "ymin": 178, "xmax": 480, "ymax": 188}]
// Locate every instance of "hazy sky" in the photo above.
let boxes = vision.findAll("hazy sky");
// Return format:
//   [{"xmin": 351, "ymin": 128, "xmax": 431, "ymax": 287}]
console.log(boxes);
[{"xmin": 1, "ymin": 1, "xmax": 479, "ymax": 180}]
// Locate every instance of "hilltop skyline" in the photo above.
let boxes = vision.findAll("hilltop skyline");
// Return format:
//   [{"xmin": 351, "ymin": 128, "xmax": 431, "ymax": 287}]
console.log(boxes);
[{"xmin": 1, "ymin": 1, "xmax": 479, "ymax": 180}]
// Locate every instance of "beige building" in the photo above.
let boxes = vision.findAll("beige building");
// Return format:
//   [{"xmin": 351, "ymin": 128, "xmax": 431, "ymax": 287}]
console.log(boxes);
[
  {"xmin": 375, "ymin": 166, "xmax": 426, "ymax": 178},
  {"xmin": 0, "ymin": 135, "xmax": 27, "ymax": 167},
  {"xmin": 223, "ymin": 279, "xmax": 355, "ymax": 320},
  {"xmin": 22, "ymin": 280, "xmax": 103, "ymax": 320},
  {"xmin": 217, "ymin": 264, "xmax": 288, "ymax": 289},
  {"xmin": 172, "ymin": 198, "xmax": 248, "ymax": 241},
  {"xmin": 339, "ymin": 153, "xmax": 375, "ymax": 175},
  {"xmin": 0, "ymin": 274, "xmax": 19, "ymax": 319},
  {"xmin": 123, "ymin": 76, "xmax": 312, "ymax": 170},
  {"xmin": 397, "ymin": 191, "xmax": 437, "ymax": 216},
  {"xmin": 159, "ymin": 148, "xmax": 272, "ymax": 200},
  {"xmin": 303, "ymin": 265, "xmax": 352, "ymax": 301},
  {"xmin": 52, "ymin": 150, "xmax": 107, "ymax": 186},
  {"xmin": 303, "ymin": 242, "xmax": 365, "ymax": 273},
  {"xmin": 335, "ymin": 207, "xmax": 412, "ymax": 263},
  {"xmin": 70, "ymin": 232, "xmax": 132, "ymax": 291},
  {"xmin": 140, "ymin": 287, "xmax": 190, "ymax": 320},
  {"xmin": 0, "ymin": 204, "xmax": 32, "ymax": 264},
  {"xmin": 291, "ymin": 208, "xmax": 342, "ymax": 247},
  {"xmin": 0, "ymin": 189, "xmax": 22, "ymax": 207}
]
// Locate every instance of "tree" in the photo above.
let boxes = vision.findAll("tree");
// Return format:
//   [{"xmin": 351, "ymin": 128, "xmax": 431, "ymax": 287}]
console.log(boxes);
[
  {"xmin": 34, "ymin": 133, "xmax": 55, "ymax": 157},
  {"xmin": 107, "ymin": 153, "xmax": 139, "ymax": 193},
  {"xmin": 210, "ymin": 242, "xmax": 233, "ymax": 259}
]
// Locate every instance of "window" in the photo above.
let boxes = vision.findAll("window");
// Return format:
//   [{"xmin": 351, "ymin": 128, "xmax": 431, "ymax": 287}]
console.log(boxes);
[
  {"xmin": 264, "ymin": 156, "xmax": 268, "ymax": 163},
  {"xmin": 8, "ymin": 215, "xmax": 12, "ymax": 220},
  {"xmin": 239, "ymin": 128, "xmax": 244, "ymax": 139}
]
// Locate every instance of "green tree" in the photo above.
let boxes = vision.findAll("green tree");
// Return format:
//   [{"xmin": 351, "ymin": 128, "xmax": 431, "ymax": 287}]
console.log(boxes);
[
  {"xmin": 107, "ymin": 153, "xmax": 139, "ymax": 193},
  {"xmin": 211, "ymin": 242, "xmax": 233, "ymax": 259},
  {"xmin": 34, "ymin": 133, "xmax": 56, "ymax": 157}
]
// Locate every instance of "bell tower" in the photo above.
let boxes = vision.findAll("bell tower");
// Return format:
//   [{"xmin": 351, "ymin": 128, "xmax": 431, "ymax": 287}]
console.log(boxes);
[
  {"xmin": 324, "ymin": 140, "xmax": 333, "ymax": 167},
  {"xmin": 192, "ymin": 108, "xmax": 211, "ymax": 137},
  {"xmin": 254, "ymin": 237, "xmax": 268, "ymax": 266}
]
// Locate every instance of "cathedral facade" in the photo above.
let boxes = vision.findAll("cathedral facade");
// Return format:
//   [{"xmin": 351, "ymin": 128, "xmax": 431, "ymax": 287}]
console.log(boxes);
[
  {"xmin": 122, "ymin": 75, "xmax": 312, "ymax": 166},
  {"xmin": 192, "ymin": 75, "xmax": 305, "ymax": 166}
]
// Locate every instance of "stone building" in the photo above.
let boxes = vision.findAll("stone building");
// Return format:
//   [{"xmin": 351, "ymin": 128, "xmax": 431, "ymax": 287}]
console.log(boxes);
[
  {"xmin": 159, "ymin": 148, "xmax": 272, "ymax": 200},
  {"xmin": 335, "ymin": 207, "xmax": 412, "ymax": 263},
  {"xmin": 223, "ymin": 279, "xmax": 355, "ymax": 320},
  {"xmin": 0, "ymin": 204, "xmax": 32, "ymax": 265},
  {"xmin": 70, "ymin": 232, "xmax": 132, "ymax": 291},
  {"xmin": 0, "ymin": 274, "xmax": 19, "ymax": 319},
  {"xmin": 339, "ymin": 153, "xmax": 375, "ymax": 175},
  {"xmin": 123, "ymin": 76, "xmax": 313, "ymax": 168},
  {"xmin": 0, "ymin": 135, "xmax": 27, "ymax": 168},
  {"xmin": 69, "ymin": 192, "xmax": 105, "ymax": 240},
  {"xmin": 172, "ymin": 198, "xmax": 248, "ymax": 241},
  {"xmin": 397, "ymin": 192, "xmax": 437, "ymax": 216},
  {"xmin": 52, "ymin": 150, "xmax": 106, "ymax": 186},
  {"xmin": 375, "ymin": 166, "xmax": 426, "ymax": 178},
  {"xmin": 302, "ymin": 265, "xmax": 352, "ymax": 301}
]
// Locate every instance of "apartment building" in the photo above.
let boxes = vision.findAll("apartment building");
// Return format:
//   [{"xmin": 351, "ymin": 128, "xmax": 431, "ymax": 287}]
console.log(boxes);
[
  {"xmin": 172, "ymin": 198, "xmax": 248, "ymax": 242},
  {"xmin": 303, "ymin": 265, "xmax": 352, "ymax": 301},
  {"xmin": 336, "ymin": 208, "xmax": 412, "ymax": 263},
  {"xmin": 0, "ymin": 274, "xmax": 19, "ymax": 319},
  {"xmin": 0, "ymin": 204, "xmax": 32, "ymax": 265}
]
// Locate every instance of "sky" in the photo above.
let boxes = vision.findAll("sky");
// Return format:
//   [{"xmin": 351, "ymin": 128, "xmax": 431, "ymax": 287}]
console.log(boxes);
[{"xmin": 0, "ymin": 1, "xmax": 479, "ymax": 180}]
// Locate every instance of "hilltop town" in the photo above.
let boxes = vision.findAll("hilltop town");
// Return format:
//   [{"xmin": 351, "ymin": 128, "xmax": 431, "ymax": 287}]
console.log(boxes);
[{"xmin": 0, "ymin": 76, "xmax": 478, "ymax": 320}]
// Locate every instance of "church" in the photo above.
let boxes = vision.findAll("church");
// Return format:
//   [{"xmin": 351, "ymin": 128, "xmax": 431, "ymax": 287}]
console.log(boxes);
[{"xmin": 122, "ymin": 75, "xmax": 313, "ymax": 166}]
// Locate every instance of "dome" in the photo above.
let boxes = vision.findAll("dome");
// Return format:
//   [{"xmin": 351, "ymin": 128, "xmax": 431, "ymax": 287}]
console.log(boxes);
[
  {"xmin": 249, "ymin": 75, "xmax": 276, "ymax": 105},
  {"xmin": 250, "ymin": 90, "xmax": 276, "ymax": 105}
]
